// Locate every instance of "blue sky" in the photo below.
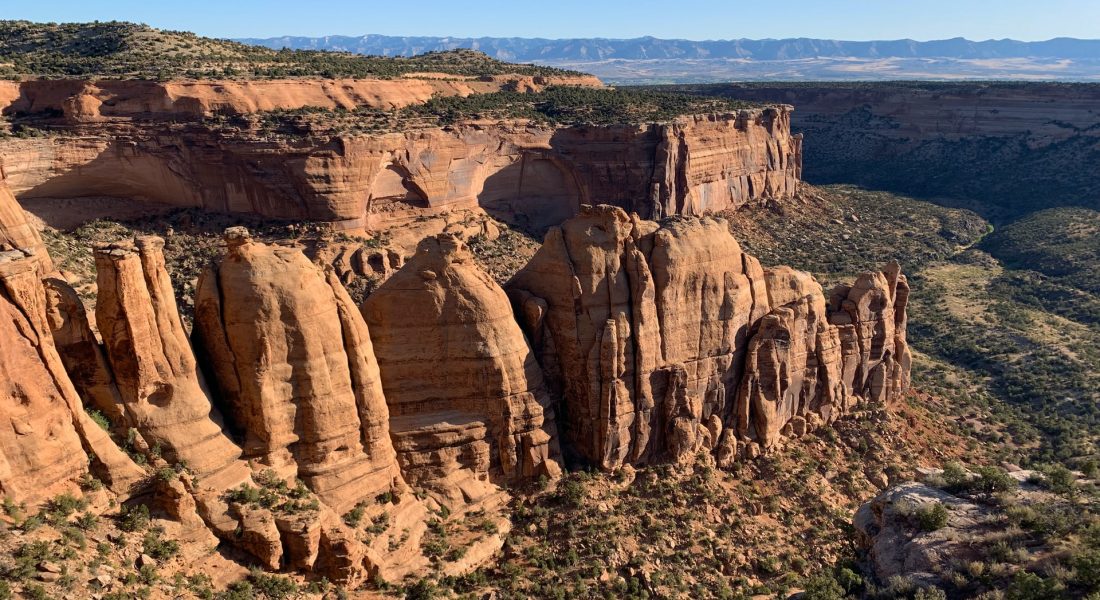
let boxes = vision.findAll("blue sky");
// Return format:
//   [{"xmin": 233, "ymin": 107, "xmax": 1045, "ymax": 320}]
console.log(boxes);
[{"xmin": 6, "ymin": 0, "xmax": 1100, "ymax": 41}]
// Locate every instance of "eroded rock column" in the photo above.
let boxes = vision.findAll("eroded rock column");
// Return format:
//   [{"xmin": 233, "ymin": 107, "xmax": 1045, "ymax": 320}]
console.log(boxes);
[
  {"xmin": 94, "ymin": 236, "xmax": 244, "ymax": 479},
  {"xmin": 363, "ymin": 234, "xmax": 562, "ymax": 505},
  {"xmin": 193, "ymin": 227, "xmax": 406, "ymax": 513},
  {"xmin": 508, "ymin": 205, "xmax": 911, "ymax": 468},
  {"xmin": 0, "ymin": 250, "xmax": 143, "ymax": 505}
]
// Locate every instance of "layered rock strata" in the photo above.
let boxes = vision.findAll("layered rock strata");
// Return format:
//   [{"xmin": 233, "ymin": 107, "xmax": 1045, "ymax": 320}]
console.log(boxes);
[
  {"xmin": 362, "ymin": 234, "xmax": 561, "ymax": 504},
  {"xmin": 89, "ymin": 235, "xmax": 388, "ymax": 582},
  {"xmin": 0, "ymin": 178, "xmax": 51, "ymax": 271},
  {"xmin": 0, "ymin": 75, "xmax": 603, "ymax": 121},
  {"xmin": 1, "ymin": 195, "xmax": 910, "ymax": 583},
  {"xmin": 94, "ymin": 236, "xmax": 246, "ymax": 480},
  {"xmin": 507, "ymin": 205, "xmax": 910, "ymax": 470},
  {"xmin": 0, "ymin": 107, "xmax": 800, "ymax": 232}
]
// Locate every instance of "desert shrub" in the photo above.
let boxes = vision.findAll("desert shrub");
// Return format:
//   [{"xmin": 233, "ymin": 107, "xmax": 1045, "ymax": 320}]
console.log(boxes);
[
  {"xmin": 973, "ymin": 466, "xmax": 1018, "ymax": 496},
  {"xmin": 343, "ymin": 502, "xmax": 367, "ymax": 527},
  {"xmin": 405, "ymin": 578, "xmax": 436, "ymax": 600},
  {"xmin": 916, "ymin": 502, "xmax": 950, "ymax": 532},
  {"xmin": 802, "ymin": 574, "xmax": 847, "ymax": 599},
  {"xmin": 941, "ymin": 462, "xmax": 970, "ymax": 490},
  {"xmin": 248, "ymin": 568, "xmax": 297, "ymax": 599},
  {"xmin": 142, "ymin": 526, "xmax": 180, "ymax": 560},
  {"xmin": 118, "ymin": 502, "xmax": 150, "ymax": 532}
]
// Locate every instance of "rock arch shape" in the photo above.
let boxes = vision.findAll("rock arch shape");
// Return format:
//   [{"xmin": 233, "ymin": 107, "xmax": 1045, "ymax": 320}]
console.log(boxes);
[{"xmin": 476, "ymin": 152, "xmax": 583, "ymax": 233}]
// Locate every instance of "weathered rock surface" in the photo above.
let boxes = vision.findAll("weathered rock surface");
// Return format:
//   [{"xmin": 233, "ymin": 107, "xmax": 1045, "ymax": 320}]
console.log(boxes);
[
  {"xmin": 0, "ymin": 75, "xmax": 603, "ymax": 121},
  {"xmin": 43, "ymin": 276, "xmax": 128, "ymax": 431},
  {"xmin": 854, "ymin": 482, "xmax": 988, "ymax": 589},
  {"xmin": 0, "ymin": 251, "xmax": 143, "ymax": 505},
  {"xmin": 508, "ymin": 205, "xmax": 910, "ymax": 470},
  {"xmin": 0, "ymin": 178, "xmax": 51, "ymax": 271},
  {"xmin": 828, "ymin": 261, "xmax": 912, "ymax": 406},
  {"xmin": 0, "ymin": 107, "xmax": 800, "ymax": 233},
  {"xmin": 85, "ymin": 234, "xmax": 419, "ymax": 583},
  {"xmin": 192, "ymin": 227, "xmax": 405, "ymax": 513},
  {"xmin": 363, "ymin": 234, "xmax": 562, "ymax": 504},
  {"xmin": 94, "ymin": 236, "xmax": 245, "ymax": 480}
]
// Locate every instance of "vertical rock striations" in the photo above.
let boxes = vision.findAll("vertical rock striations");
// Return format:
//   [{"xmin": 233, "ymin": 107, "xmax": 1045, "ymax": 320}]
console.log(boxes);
[
  {"xmin": 192, "ymin": 227, "xmax": 405, "ymax": 513},
  {"xmin": 828, "ymin": 260, "xmax": 912, "ymax": 406},
  {"xmin": 508, "ymin": 205, "xmax": 910, "ymax": 470},
  {"xmin": 0, "ymin": 250, "xmax": 143, "ymax": 505},
  {"xmin": 94, "ymin": 236, "xmax": 245, "ymax": 481},
  {"xmin": 363, "ymin": 234, "xmax": 562, "ymax": 505},
  {"xmin": 88, "ymin": 233, "xmax": 415, "ymax": 583},
  {"xmin": 43, "ymin": 277, "xmax": 129, "ymax": 432}
]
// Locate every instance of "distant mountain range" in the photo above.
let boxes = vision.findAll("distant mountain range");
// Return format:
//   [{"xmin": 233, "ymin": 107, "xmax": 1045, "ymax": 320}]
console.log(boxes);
[{"xmin": 236, "ymin": 35, "xmax": 1100, "ymax": 83}]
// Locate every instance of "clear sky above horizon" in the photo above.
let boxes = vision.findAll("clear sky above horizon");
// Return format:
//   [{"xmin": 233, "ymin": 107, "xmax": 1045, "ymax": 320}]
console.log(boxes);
[{"xmin": 5, "ymin": 0, "xmax": 1100, "ymax": 41}]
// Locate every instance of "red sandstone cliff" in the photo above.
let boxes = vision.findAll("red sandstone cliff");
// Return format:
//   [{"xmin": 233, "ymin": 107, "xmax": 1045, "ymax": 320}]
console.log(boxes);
[
  {"xmin": 507, "ymin": 206, "xmax": 909, "ymax": 470},
  {"xmin": 0, "ymin": 201, "xmax": 907, "ymax": 582},
  {"xmin": 0, "ymin": 107, "xmax": 800, "ymax": 233},
  {"xmin": 0, "ymin": 74, "xmax": 603, "ymax": 121}
]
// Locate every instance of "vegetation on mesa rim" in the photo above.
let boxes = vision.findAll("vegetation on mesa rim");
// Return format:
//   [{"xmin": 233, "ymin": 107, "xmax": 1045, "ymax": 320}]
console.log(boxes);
[
  {"xmin": 210, "ymin": 87, "xmax": 766, "ymax": 138},
  {"xmin": 0, "ymin": 20, "xmax": 584, "ymax": 79}
]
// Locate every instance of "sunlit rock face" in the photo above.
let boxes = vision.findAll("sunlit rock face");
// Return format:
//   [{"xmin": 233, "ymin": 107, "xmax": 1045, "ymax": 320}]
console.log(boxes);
[{"xmin": 508, "ymin": 205, "xmax": 910, "ymax": 470}]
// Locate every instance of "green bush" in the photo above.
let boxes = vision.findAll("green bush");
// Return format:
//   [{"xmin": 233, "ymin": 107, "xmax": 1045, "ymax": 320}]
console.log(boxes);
[
  {"xmin": 802, "ymin": 574, "xmax": 847, "ymax": 599},
  {"xmin": 118, "ymin": 502, "xmax": 150, "ymax": 532},
  {"xmin": 405, "ymin": 579, "xmax": 436, "ymax": 600},
  {"xmin": 915, "ymin": 502, "xmax": 949, "ymax": 532},
  {"xmin": 973, "ymin": 466, "xmax": 1018, "ymax": 495}
]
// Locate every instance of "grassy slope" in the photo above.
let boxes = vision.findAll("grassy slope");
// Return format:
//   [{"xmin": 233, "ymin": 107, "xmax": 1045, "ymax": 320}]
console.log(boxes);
[
  {"xmin": 209, "ymin": 87, "xmax": 763, "ymax": 138},
  {"xmin": 726, "ymin": 185, "xmax": 1100, "ymax": 468},
  {"xmin": 0, "ymin": 20, "xmax": 580, "ymax": 79}
]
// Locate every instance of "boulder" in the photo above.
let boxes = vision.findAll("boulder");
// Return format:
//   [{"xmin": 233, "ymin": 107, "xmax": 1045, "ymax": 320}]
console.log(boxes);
[{"xmin": 855, "ymin": 482, "xmax": 987, "ymax": 589}]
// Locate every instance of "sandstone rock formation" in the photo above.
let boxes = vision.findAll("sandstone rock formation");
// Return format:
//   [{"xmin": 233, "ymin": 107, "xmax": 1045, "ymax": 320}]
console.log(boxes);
[
  {"xmin": 508, "ymin": 205, "xmax": 910, "ymax": 470},
  {"xmin": 0, "ymin": 250, "xmax": 143, "ymax": 505},
  {"xmin": 828, "ymin": 261, "xmax": 912, "ymax": 406},
  {"xmin": 43, "ymin": 276, "xmax": 128, "ymax": 432},
  {"xmin": 94, "ymin": 237, "xmax": 247, "ymax": 481},
  {"xmin": 0, "ymin": 75, "xmax": 603, "ymax": 122},
  {"xmin": 192, "ymin": 227, "xmax": 405, "ymax": 514},
  {"xmin": 0, "ymin": 107, "xmax": 800, "ymax": 234},
  {"xmin": 363, "ymin": 234, "xmax": 561, "ymax": 505},
  {"xmin": 0, "ymin": 178, "xmax": 51, "ymax": 271},
  {"xmin": 84, "ymin": 234, "xmax": 429, "ymax": 583}
]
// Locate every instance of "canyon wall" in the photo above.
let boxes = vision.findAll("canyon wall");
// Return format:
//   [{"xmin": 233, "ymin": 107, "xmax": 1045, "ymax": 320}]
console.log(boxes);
[
  {"xmin": 0, "ymin": 99, "xmax": 800, "ymax": 232},
  {"xmin": 681, "ymin": 82, "xmax": 1100, "ymax": 218},
  {"xmin": 0, "ymin": 74, "xmax": 603, "ymax": 120}
]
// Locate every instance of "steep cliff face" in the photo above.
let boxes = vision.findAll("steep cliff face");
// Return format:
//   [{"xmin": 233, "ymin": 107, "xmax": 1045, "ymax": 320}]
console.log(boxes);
[
  {"xmin": 362, "ymin": 234, "xmax": 561, "ymax": 504},
  {"xmin": 507, "ymin": 206, "xmax": 910, "ymax": 470},
  {"xmin": 0, "ymin": 251, "xmax": 144, "ymax": 505},
  {"xmin": 192, "ymin": 227, "xmax": 406, "ymax": 513},
  {"xmin": 0, "ymin": 107, "xmax": 800, "ymax": 232},
  {"xmin": 94, "ymin": 237, "xmax": 247, "ymax": 480},
  {"xmin": 685, "ymin": 82, "xmax": 1100, "ymax": 217},
  {"xmin": 0, "ymin": 178, "xmax": 51, "ymax": 271},
  {"xmin": 0, "ymin": 75, "xmax": 603, "ymax": 121},
  {"xmin": 77, "ymin": 233, "xmax": 436, "ymax": 582}
]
